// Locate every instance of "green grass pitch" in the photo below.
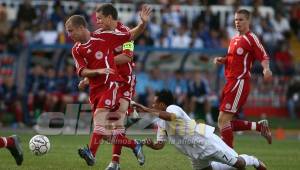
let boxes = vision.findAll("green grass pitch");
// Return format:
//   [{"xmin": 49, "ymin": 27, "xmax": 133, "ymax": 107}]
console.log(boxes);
[{"xmin": 0, "ymin": 133, "xmax": 300, "ymax": 170}]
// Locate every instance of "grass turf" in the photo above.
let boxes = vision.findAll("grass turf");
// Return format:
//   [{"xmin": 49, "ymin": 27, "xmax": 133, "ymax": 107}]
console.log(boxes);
[{"xmin": 0, "ymin": 133, "xmax": 299, "ymax": 170}]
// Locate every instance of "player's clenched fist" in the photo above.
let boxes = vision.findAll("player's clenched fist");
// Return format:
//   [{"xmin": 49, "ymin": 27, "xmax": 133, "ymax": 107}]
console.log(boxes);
[
  {"xmin": 263, "ymin": 68, "xmax": 272, "ymax": 81},
  {"xmin": 78, "ymin": 77, "xmax": 89, "ymax": 90},
  {"xmin": 213, "ymin": 57, "xmax": 226, "ymax": 65}
]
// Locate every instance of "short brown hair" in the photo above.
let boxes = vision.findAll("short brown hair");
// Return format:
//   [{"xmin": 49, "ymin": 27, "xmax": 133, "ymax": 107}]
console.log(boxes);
[
  {"xmin": 66, "ymin": 15, "xmax": 87, "ymax": 27},
  {"xmin": 236, "ymin": 9, "xmax": 251, "ymax": 20},
  {"xmin": 96, "ymin": 3, "xmax": 118, "ymax": 20}
]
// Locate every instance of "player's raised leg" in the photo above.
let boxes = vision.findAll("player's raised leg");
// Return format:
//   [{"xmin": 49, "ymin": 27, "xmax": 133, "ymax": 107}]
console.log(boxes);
[{"xmin": 231, "ymin": 119, "xmax": 272, "ymax": 144}]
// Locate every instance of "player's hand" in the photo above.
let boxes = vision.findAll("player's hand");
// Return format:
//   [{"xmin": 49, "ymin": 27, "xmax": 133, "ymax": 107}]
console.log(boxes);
[
  {"xmin": 263, "ymin": 68, "xmax": 272, "ymax": 81},
  {"xmin": 131, "ymin": 101, "xmax": 147, "ymax": 112},
  {"xmin": 143, "ymin": 138, "xmax": 154, "ymax": 147},
  {"xmin": 213, "ymin": 57, "xmax": 226, "ymax": 65},
  {"xmin": 139, "ymin": 4, "xmax": 152, "ymax": 25},
  {"xmin": 97, "ymin": 68, "xmax": 115, "ymax": 75},
  {"xmin": 78, "ymin": 77, "xmax": 89, "ymax": 90}
]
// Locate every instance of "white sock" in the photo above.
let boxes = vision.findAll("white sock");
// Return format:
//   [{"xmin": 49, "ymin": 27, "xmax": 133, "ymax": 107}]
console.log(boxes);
[
  {"xmin": 239, "ymin": 154, "xmax": 260, "ymax": 167},
  {"xmin": 251, "ymin": 122, "xmax": 257, "ymax": 130},
  {"xmin": 211, "ymin": 162, "xmax": 236, "ymax": 170},
  {"xmin": 206, "ymin": 113, "xmax": 214, "ymax": 124}
]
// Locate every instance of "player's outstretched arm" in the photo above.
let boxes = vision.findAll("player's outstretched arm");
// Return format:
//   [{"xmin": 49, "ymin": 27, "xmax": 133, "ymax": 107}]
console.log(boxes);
[
  {"xmin": 131, "ymin": 101, "xmax": 176, "ymax": 121},
  {"xmin": 80, "ymin": 68, "xmax": 115, "ymax": 77},
  {"xmin": 143, "ymin": 138, "xmax": 165, "ymax": 150},
  {"xmin": 129, "ymin": 4, "xmax": 152, "ymax": 40}
]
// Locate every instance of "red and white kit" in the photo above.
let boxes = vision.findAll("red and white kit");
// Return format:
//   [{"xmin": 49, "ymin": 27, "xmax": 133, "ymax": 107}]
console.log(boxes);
[
  {"xmin": 94, "ymin": 22, "xmax": 136, "ymax": 102},
  {"xmin": 72, "ymin": 31, "xmax": 131, "ymax": 112},
  {"xmin": 220, "ymin": 31, "xmax": 269, "ymax": 114}
]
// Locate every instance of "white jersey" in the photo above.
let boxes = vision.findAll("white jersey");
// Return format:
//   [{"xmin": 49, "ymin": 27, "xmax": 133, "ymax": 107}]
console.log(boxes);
[{"xmin": 156, "ymin": 105, "xmax": 216, "ymax": 159}]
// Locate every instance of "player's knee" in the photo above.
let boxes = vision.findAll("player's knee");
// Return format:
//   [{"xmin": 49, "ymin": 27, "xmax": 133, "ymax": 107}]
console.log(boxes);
[
  {"xmin": 218, "ymin": 112, "xmax": 233, "ymax": 128},
  {"xmin": 218, "ymin": 116, "xmax": 228, "ymax": 128},
  {"xmin": 234, "ymin": 157, "xmax": 246, "ymax": 170},
  {"xmin": 118, "ymin": 98, "xmax": 129, "ymax": 112}
]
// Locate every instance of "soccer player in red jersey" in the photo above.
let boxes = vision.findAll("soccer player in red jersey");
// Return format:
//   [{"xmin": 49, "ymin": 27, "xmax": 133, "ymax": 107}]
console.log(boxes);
[
  {"xmin": 65, "ymin": 6, "xmax": 151, "ymax": 167},
  {"xmin": 78, "ymin": 4, "xmax": 140, "ymax": 169},
  {"xmin": 0, "ymin": 135, "xmax": 23, "ymax": 165},
  {"xmin": 213, "ymin": 9, "xmax": 273, "ymax": 148}
]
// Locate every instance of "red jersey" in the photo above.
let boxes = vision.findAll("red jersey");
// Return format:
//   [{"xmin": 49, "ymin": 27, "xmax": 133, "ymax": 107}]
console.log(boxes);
[
  {"xmin": 225, "ymin": 31, "xmax": 269, "ymax": 80},
  {"xmin": 72, "ymin": 31, "xmax": 131, "ymax": 92},
  {"xmin": 93, "ymin": 22, "xmax": 135, "ymax": 84}
]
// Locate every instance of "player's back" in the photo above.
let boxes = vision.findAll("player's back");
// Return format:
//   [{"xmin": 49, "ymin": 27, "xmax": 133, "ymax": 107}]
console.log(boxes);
[
  {"xmin": 161, "ymin": 105, "xmax": 215, "ymax": 141},
  {"xmin": 159, "ymin": 105, "xmax": 215, "ymax": 159}
]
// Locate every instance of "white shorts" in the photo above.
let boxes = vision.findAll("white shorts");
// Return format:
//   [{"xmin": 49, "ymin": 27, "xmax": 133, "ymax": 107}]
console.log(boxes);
[{"xmin": 190, "ymin": 134, "xmax": 238, "ymax": 170}]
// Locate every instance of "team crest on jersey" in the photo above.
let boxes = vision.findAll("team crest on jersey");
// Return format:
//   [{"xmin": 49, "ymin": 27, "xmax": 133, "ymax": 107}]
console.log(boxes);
[
  {"xmin": 123, "ymin": 91, "xmax": 130, "ymax": 96},
  {"xmin": 95, "ymin": 51, "xmax": 103, "ymax": 60},
  {"xmin": 105, "ymin": 99, "xmax": 111, "ymax": 106},
  {"xmin": 225, "ymin": 103, "xmax": 231, "ymax": 109},
  {"xmin": 237, "ymin": 47, "xmax": 244, "ymax": 55}
]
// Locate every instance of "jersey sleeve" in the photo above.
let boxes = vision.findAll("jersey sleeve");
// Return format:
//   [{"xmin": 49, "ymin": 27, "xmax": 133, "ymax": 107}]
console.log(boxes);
[
  {"xmin": 249, "ymin": 33, "xmax": 269, "ymax": 61},
  {"xmin": 71, "ymin": 45, "xmax": 86, "ymax": 76},
  {"xmin": 100, "ymin": 31, "xmax": 131, "ymax": 50},
  {"xmin": 156, "ymin": 120, "xmax": 168, "ymax": 142}
]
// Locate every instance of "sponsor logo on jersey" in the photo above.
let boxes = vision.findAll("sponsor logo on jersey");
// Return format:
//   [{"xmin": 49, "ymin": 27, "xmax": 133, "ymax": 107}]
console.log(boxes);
[
  {"xmin": 87, "ymin": 49, "xmax": 91, "ymax": 54},
  {"xmin": 105, "ymin": 99, "xmax": 111, "ymax": 106},
  {"xmin": 237, "ymin": 47, "xmax": 244, "ymax": 55},
  {"xmin": 95, "ymin": 51, "xmax": 103, "ymax": 60}
]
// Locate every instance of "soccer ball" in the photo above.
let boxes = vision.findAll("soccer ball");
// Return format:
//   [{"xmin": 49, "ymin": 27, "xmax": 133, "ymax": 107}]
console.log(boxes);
[{"xmin": 29, "ymin": 135, "xmax": 50, "ymax": 156}]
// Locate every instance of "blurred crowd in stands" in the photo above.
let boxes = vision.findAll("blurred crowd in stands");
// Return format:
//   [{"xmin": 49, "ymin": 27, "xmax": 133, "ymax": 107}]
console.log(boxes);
[{"xmin": 0, "ymin": 0, "xmax": 300, "ymax": 127}]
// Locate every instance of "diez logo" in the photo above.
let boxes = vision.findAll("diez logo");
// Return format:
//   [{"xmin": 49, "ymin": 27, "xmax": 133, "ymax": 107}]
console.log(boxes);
[
  {"xmin": 95, "ymin": 51, "xmax": 103, "ymax": 60},
  {"xmin": 34, "ymin": 104, "xmax": 159, "ymax": 136}
]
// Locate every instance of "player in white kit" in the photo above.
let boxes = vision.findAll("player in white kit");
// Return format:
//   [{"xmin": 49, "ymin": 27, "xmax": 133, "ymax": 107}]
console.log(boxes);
[{"xmin": 132, "ymin": 90, "xmax": 267, "ymax": 170}]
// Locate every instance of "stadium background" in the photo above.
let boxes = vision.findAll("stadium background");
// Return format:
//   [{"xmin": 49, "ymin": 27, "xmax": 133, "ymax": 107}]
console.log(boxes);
[{"xmin": 0, "ymin": 0, "xmax": 299, "ymax": 169}]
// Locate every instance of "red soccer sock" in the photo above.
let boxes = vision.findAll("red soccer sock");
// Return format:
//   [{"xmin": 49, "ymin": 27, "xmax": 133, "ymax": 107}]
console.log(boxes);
[
  {"xmin": 112, "ymin": 144, "xmax": 122, "ymax": 163},
  {"xmin": 0, "ymin": 137, "xmax": 14, "ymax": 148},
  {"xmin": 231, "ymin": 120, "xmax": 262, "ymax": 132},
  {"xmin": 220, "ymin": 123, "xmax": 234, "ymax": 148},
  {"xmin": 89, "ymin": 125, "xmax": 105, "ymax": 157},
  {"xmin": 111, "ymin": 129, "xmax": 125, "ymax": 163},
  {"xmin": 113, "ymin": 133, "xmax": 136, "ymax": 150}
]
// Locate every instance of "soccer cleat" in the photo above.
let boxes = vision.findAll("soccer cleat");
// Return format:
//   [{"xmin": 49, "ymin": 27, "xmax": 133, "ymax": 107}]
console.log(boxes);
[
  {"xmin": 7, "ymin": 135, "xmax": 23, "ymax": 166},
  {"xmin": 78, "ymin": 145, "xmax": 95, "ymax": 166},
  {"xmin": 258, "ymin": 120, "xmax": 272, "ymax": 144},
  {"xmin": 255, "ymin": 160, "xmax": 267, "ymax": 170},
  {"xmin": 133, "ymin": 140, "xmax": 145, "ymax": 166},
  {"xmin": 105, "ymin": 162, "xmax": 121, "ymax": 170}
]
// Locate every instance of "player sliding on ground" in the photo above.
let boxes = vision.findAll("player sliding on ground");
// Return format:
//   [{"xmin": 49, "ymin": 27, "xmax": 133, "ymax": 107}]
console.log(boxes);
[{"xmin": 132, "ymin": 90, "xmax": 267, "ymax": 170}]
